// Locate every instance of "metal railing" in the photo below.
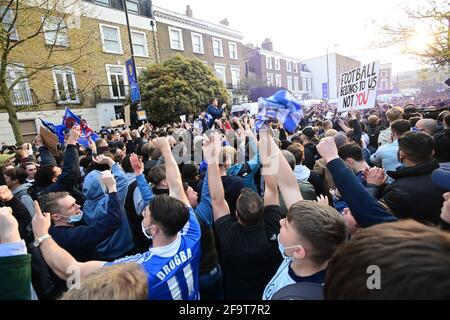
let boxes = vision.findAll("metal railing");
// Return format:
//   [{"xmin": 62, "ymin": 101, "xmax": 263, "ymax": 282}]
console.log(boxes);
[
  {"xmin": 93, "ymin": 85, "xmax": 130, "ymax": 102},
  {"xmin": 9, "ymin": 88, "xmax": 39, "ymax": 106}
]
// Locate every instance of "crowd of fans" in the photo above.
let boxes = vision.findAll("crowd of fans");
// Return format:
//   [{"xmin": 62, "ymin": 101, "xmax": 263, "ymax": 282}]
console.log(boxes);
[{"xmin": 0, "ymin": 94, "xmax": 449, "ymax": 300}]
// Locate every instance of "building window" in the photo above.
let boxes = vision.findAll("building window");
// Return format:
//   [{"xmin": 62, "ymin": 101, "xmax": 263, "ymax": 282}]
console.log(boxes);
[
  {"xmin": 293, "ymin": 62, "xmax": 298, "ymax": 73},
  {"xmin": 228, "ymin": 42, "xmax": 238, "ymax": 60},
  {"xmin": 267, "ymin": 73, "xmax": 274, "ymax": 86},
  {"xmin": 43, "ymin": 16, "xmax": 68, "ymax": 46},
  {"xmin": 381, "ymin": 79, "xmax": 388, "ymax": 90},
  {"xmin": 286, "ymin": 61, "xmax": 292, "ymax": 72},
  {"xmin": 307, "ymin": 78, "xmax": 312, "ymax": 91},
  {"xmin": 302, "ymin": 78, "xmax": 307, "ymax": 91},
  {"xmin": 287, "ymin": 76, "xmax": 293, "ymax": 91},
  {"xmin": 293, "ymin": 76, "xmax": 299, "ymax": 91},
  {"xmin": 191, "ymin": 32, "xmax": 204, "ymax": 54},
  {"xmin": 6, "ymin": 64, "xmax": 32, "ymax": 106},
  {"xmin": 100, "ymin": 24, "xmax": 123, "ymax": 54},
  {"xmin": 106, "ymin": 65, "xmax": 127, "ymax": 99},
  {"xmin": 126, "ymin": 1, "xmax": 139, "ymax": 14},
  {"xmin": 214, "ymin": 64, "xmax": 226, "ymax": 83},
  {"xmin": 212, "ymin": 38, "xmax": 223, "ymax": 57},
  {"xmin": 131, "ymin": 31, "xmax": 148, "ymax": 57},
  {"xmin": 168, "ymin": 27, "xmax": 183, "ymax": 51},
  {"xmin": 275, "ymin": 58, "xmax": 280, "ymax": 71},
  {"xmin": 136, "ymin": 67, "xmax": 146, "ymax": 79},
  {"xmin": 381, "ymin": 70, "xmax": 387, "ymax": 77},
  {"xmin": 52, "ymin": 67, "xmax": 79, "ymax": 103},
  {"xmin": 1, "ymin": 7, "xmax": 18, "ymax": 40},
  {"xmin": 275, "ymin": 74, "xmax": 282, "ymax": 87},
  {"xmin": 94, "ymin": 0, "xmax": 110, "ymax": 6},
  {"xmin": 230, "ymin": 66, "xmax": 240, "ymax": 87},
  {"xmin": 266, "ymin": 56, "xmax": 272, "ymax": 69}
]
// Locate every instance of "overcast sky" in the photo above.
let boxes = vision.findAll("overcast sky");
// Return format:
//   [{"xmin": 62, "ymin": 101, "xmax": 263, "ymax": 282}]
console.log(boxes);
[{"xmin": 153, "ymin": 0, "xmax": 437, "ymax": 74}]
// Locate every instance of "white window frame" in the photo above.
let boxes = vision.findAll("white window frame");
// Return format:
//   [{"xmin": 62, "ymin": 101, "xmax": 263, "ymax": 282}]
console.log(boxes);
[
  {"xmin": 99, "ymin": 23, "xmax": 123, "ymax": 54},
  {"xmin": 230, "ymin": 65, "xmax": 240, "ymax": 87},
  {"xmin": 275, "ymin": 58, "xmax": 280, "ymax": 71},
  {"xmin": 131, "ymin": 30, "xmax": 148, "ymax": 57},
  {"xmin": 1, "ymin": 6, "xmax": 18, "ymax": 41},
  {"xmin": 267, "ymin": 72, "xmax": 274, "ymax": 86},
  {"xmin": 293, "ymin": 62, "xmax": 298, "ymax": 73},
  {"xmin": 168, "ymin": 26, "xmax": 184, "ymax": 51},
  {"xmin": 287, "ymin": 75, "xmax": 293, "ymax": 91},
  {"xmin": 307, "ymin": 78, "xmax": 312, "ymax": 91},
  {"xmin": 212, "ymin": 37, "xmax": 223, "ymax": 57},
  {"xmin": 266, "ymin": 56, "xmax": 272, "ymax": 69},
  {"xmin": 275, "ymin": 74, "xmax": 282, "ymax": 87},
  {"xmin": 52, "ymin": 67, "xmax": 79, "ymax": 104},
  {"xmin": 381, "ymin": 78, "xmax": 388, "ymax": 90},
  {"xmin": 6, "ymin": 63, "xmax": 32, "ymax": 106},
  {"xmin": 105, "ymin": 64, "xmax": 129, "ymax": 99},
  {"xmin": 94, "ymin": 0, "xmax": 110, "ymax": 6},
  {"xmin": 214, "ymin": 64, "xmax": 226, "ymax": 83},
  {"xmin": 286, "ymin": 60, "xmax": 292, "ymax": 72},
  {"xmin": 228, "ymin": 41, "xmax": 238, "ymax": 60},
  {"xmin": 302, "ymin": 78, "xmax": 307, "ymax": 91},
  {"xmin": 125, "ymin": 0, "xmax": 139, "ymax": 14},
  {"xmin": 191, "ymin": 32, "xmax": 204, "ymax": 54},
  {"xmin": 381, "ymin": 70, "xmax": 387, "ymax": 77},
  {"xmin": 136, "ymin": 66, "xmax": 146, "ymax": 79},
  {"xmin": 43, "ymin": 16, "xmax": 69, "ymax": 47},
  {"xmin": 293, "ymin": 76, "xmax": 299, "ymax": 91}
]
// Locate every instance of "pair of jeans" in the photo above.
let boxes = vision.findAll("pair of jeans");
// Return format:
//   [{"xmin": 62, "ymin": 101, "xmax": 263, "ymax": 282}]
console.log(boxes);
[{"xmin": 199, "ymin": 264, "xmax": 223, "ymax": 300}]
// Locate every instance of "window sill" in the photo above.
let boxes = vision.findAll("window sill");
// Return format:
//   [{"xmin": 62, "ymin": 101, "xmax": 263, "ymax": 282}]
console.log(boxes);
[
  {"xmin": 170, "ymin": 47, "xmax": 184, "ymax": 51},
  {"xmin": 103, "ymin": 50, "xmax": 124, "ymax": 55}
]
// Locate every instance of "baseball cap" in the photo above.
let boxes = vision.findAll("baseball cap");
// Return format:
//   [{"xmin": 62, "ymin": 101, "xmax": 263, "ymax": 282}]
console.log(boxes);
[
  {"xmin": 301, "ymin": 127, "xmax": 315, "ymax": 139},
  {"xmin": 431, "ymin": 167, "xmax": 450, "ymax": 191},
  {"xmin": 0, "ymin": 153, "xmax": 14, "ymax": 165}
]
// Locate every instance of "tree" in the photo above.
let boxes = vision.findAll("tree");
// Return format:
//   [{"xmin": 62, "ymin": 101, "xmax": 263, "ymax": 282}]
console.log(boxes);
[
  {"xmin": 377, "ymin": 0, "xmax": 450, "ymax": 71},
  {"xmin": 139, "ymin": 54, "xmax": 230, "ymax": 126},
  {"xmin": 0, "ymin": 0, "xmax": 95, "ymax": 145}
]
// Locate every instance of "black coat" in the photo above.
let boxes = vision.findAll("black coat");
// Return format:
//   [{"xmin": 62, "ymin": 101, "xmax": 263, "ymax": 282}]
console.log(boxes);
[
  {"xmin": 383, "ymin": 160, "xmax": 446, "ymax": 224},
  {"xmin": 303, "ymin": 143, "xmax": 319, "ymax": 170}
]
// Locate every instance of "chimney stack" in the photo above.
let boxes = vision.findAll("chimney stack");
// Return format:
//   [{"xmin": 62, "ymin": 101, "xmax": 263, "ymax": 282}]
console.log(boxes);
[
  {"xmin": 219, "ymin": 18, "xmax": 229, "ymax": 26},
  {"xmin": 261, "ymin": 38, "xmax": 273, "ymax": 51},
  {"xmin": 186, "ymin": 5, "xmax": 193, "ymax": 17}
]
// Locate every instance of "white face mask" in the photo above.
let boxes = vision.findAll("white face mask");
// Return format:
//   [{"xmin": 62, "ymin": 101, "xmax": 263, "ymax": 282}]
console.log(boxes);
[
  {"xmin": 141, "ymin": 220, "xmax": 154, "ymax": 240},
  {"xmin": 277, "ymin": 234, "xmax": 302, "ymax": 260}
]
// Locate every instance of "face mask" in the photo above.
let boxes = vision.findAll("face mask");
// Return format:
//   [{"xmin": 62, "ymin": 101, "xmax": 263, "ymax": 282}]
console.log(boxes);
[
  {"xmin": 141, "ymin": 220, "xmax": 154, "ymax": 240},
  {"xmin": 64, "ymin": 212, "xmax": 83, "ymax": 224},
  {"xmin": 277, "ymin": 234, "xmax": 302, "ymax": 259}
]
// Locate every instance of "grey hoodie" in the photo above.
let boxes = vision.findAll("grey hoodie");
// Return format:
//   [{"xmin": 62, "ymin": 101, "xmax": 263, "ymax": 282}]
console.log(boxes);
[{"xmin": 12, "ymin": 183, "xmax": 35, "ymax": 218}]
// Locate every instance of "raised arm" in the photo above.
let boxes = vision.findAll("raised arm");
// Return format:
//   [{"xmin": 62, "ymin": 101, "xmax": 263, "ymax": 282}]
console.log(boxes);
[
  {"xmin": 204, "ymin": 133, "xmax": 230, "ymax": 221},
  {"xmin": 259, "ymin": 129, "xmax": 302, "ymax": 209},
  {"xmin": 130, "ymin": 153, "xmax": 155, "ymax": 208},
  {"xmin": 32, "ymin": 201, "xmax": 105, "ymax": 280},
  {"xmin": 317, "ymin": 137, "xmax": 397, "ymax": 228},
  {"xmin": 153, "ymin": 138, "xmax": 189, "ymax": 206},
  {"xmin": 50, "ymin": 126, "xmax": 81, "ymax": 191}
]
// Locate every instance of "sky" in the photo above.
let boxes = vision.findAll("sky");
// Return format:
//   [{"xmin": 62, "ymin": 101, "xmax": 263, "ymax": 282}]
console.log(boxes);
[{"xmin": 153, "ymin": 0, "xmax": 438, "ymax": 74}]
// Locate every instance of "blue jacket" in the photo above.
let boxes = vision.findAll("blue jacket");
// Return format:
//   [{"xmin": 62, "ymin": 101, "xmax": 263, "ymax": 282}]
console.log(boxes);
[
  {"xmin": 207, "ymin": 104, "xmax": 223, "ymax": 128},
  {"xmin": 82, "ymin": 164, "xmax": 134, "ymax": 259},
  {"xmin": 327, "ymin": 158, "xmax": 397, "ymax": 228},
  {"xmin": 49, "ymin": 192, "xmax": 122, "ymax": 262}
]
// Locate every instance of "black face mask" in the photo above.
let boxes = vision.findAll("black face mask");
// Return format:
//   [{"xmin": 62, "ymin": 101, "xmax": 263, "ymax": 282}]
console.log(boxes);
[{"xmin": 97, "ymin": 146, "xmax": 110, "ymax": 155}]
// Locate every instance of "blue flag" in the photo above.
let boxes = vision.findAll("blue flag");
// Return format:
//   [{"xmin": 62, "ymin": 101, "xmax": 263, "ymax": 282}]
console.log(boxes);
[
  {"xmin": 40, "ymin": 119, "xmax": 66, "ymax": 143},
  {"xmin": 255, "ymin": 90, "xmax": 304, "ymax": 133},
  {"xmin": 62, "ymin": 108, "xmax": 99, "ymax": 147}
]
